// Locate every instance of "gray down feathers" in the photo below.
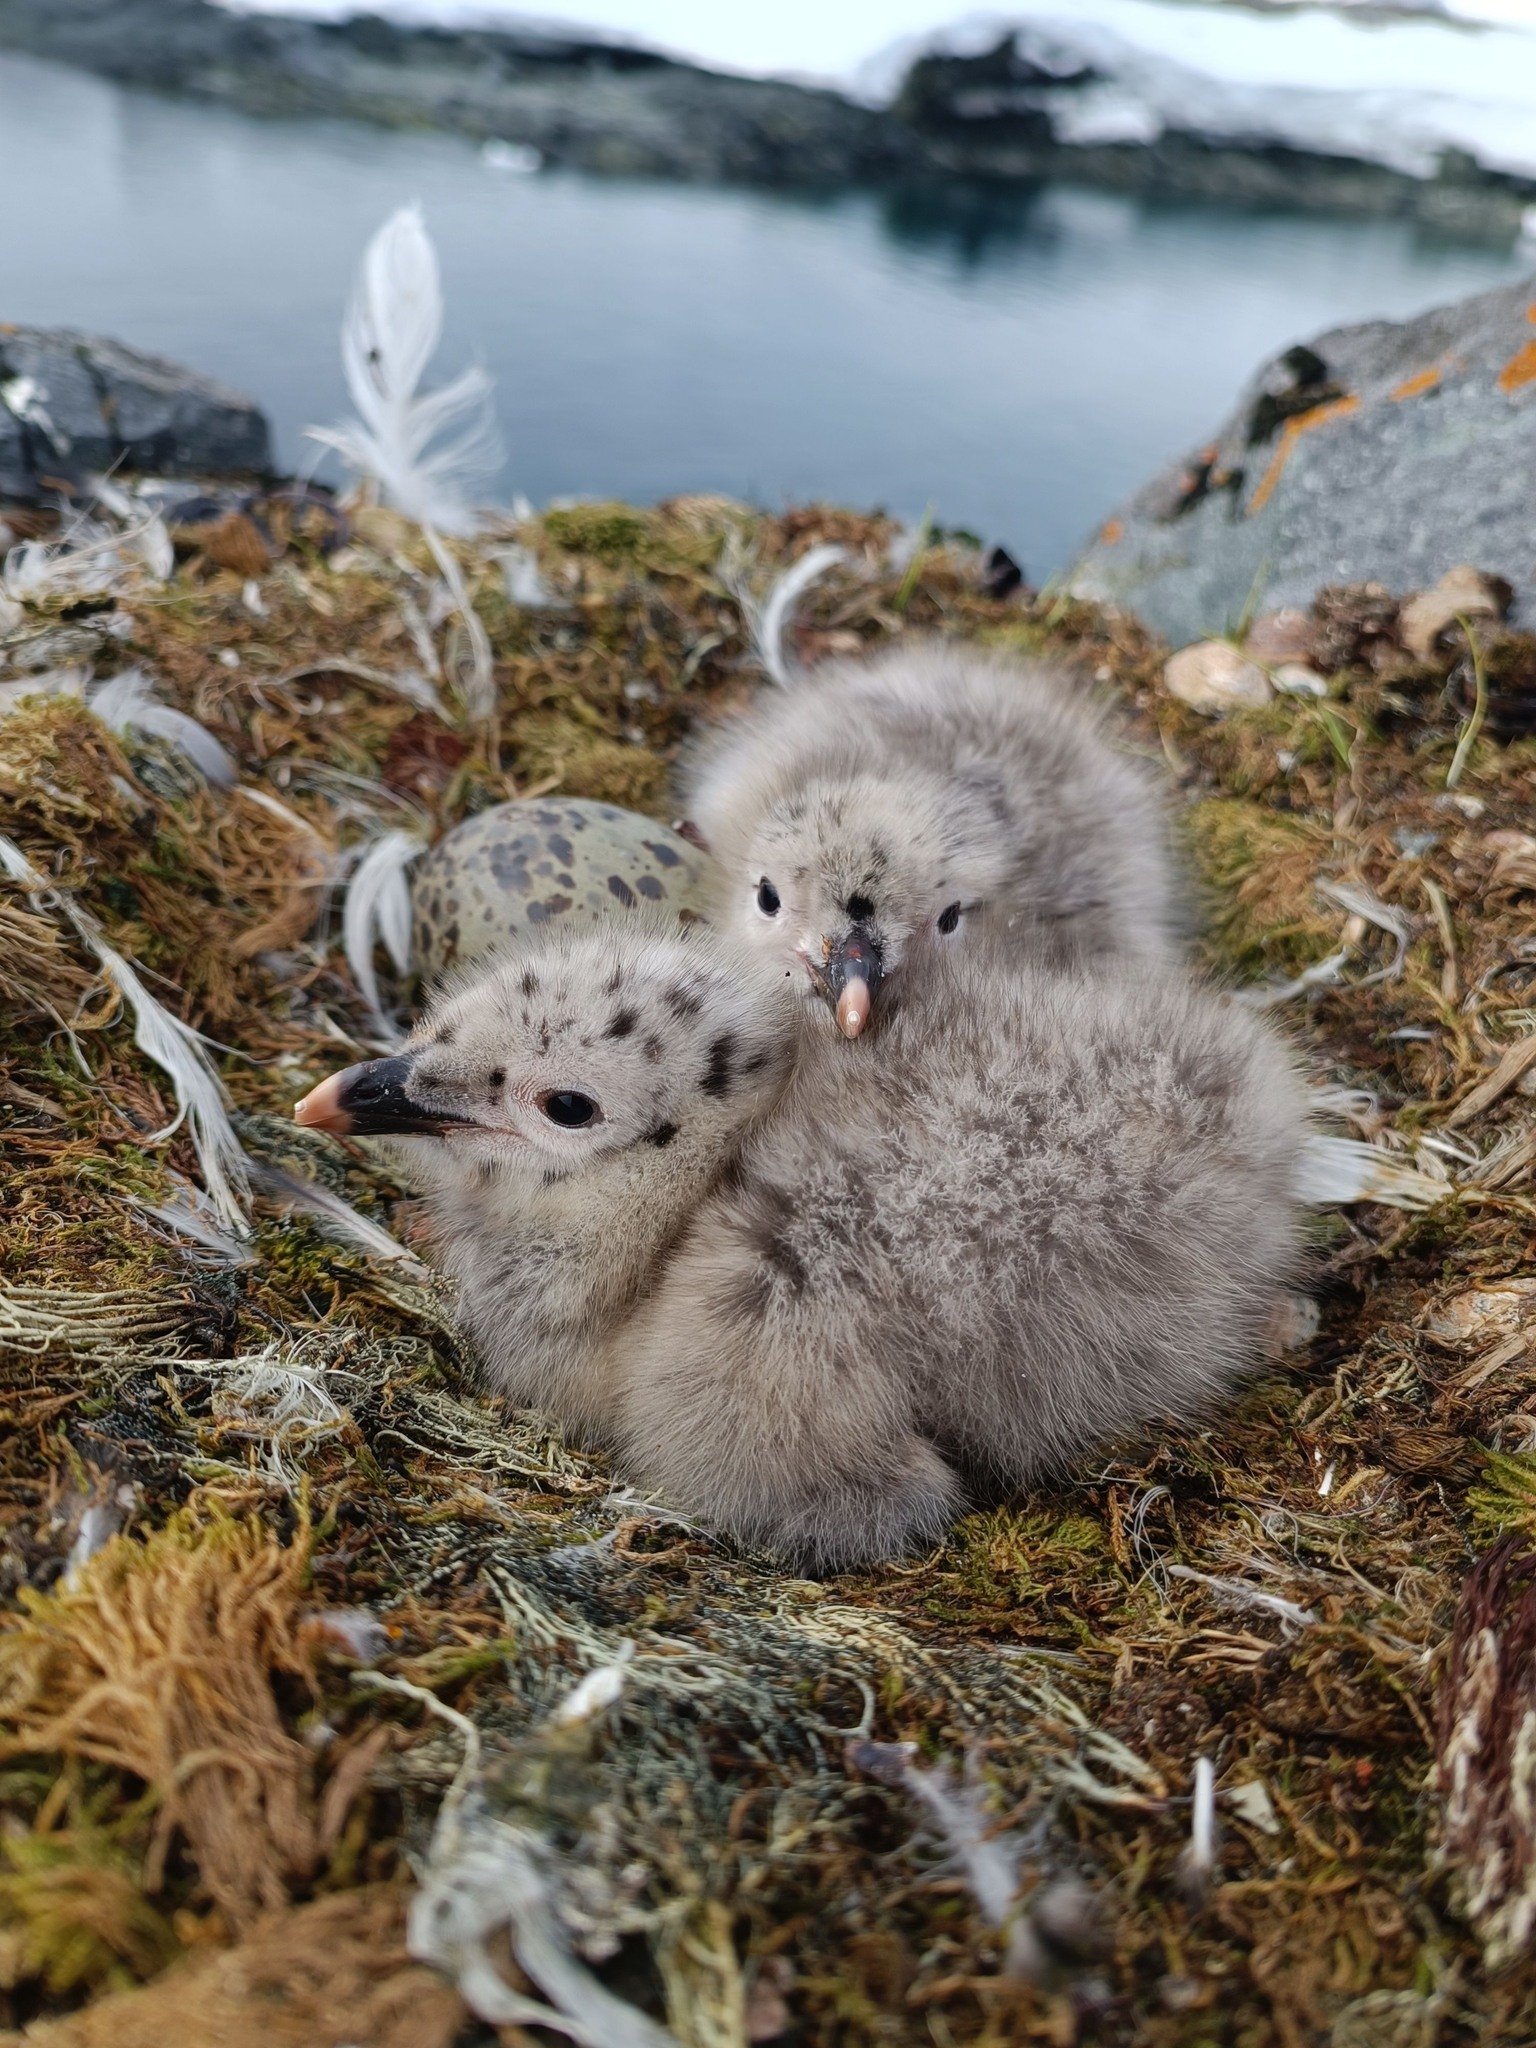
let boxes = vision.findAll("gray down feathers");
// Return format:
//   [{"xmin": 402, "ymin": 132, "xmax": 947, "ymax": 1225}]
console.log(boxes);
[
  {"xmin": 680, "ymin": 638, "xmax": 1182, "ymax": 981},
  {"xmin": 609, "ymin": 931, "xmax": 1305, "ymax": 1567},
  {"xmin": 396, "ymin": 937, "xmax": 1305, "ymax": 1568}
]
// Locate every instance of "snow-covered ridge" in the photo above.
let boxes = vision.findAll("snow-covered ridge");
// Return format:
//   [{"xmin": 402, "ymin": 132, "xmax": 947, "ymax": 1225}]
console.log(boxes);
[
  {"xmin": 214, "ymin": 0, "xmax": 1536, "ymax": 183},
  {"xmin": 863, "ymin": 1, "xmax": 1536, "ymax": 182}
]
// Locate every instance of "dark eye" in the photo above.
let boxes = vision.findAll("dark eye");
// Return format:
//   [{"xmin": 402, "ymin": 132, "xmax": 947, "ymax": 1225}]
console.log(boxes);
[
  {"xmin": 540, "ymin": 1090, "xmax": 599, "ymax": 1128},
  {"xmin": 846, "ymin": 893, "xmax": 875, "ymax": 921},
  {"xmin": 937, "ymin": 902, "xmax": 962, "ymax": 935},
  {"xmin": 756, "ymin": 878, "xmax": 781, "ymax": 917}
]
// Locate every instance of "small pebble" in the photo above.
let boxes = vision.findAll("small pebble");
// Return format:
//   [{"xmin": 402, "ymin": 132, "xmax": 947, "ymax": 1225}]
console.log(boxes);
[
  {"xmin": 1164, "ymin": 641, "xmax": 1273, "ymax": 714},
  {"xmin": 1271, "ymin": 662, "xmax": 1328, "ymax": 698},
  {"xmin": 1398, "ymin": 563, "xmax": 1510, "ymax": 662},
  {"xmin": 1244, "ymin": 607, "xmax": 1317, "ymax": 665},
  {"xmin": 1394, "ymin": 827, "xmax": 1440, "ymax": 857}
]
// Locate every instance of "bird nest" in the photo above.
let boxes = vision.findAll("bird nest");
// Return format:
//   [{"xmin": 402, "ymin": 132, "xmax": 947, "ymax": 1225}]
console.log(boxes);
[{"xmin": 1, "ymin": 495, "xmax": 1535, "ymax": 2047}]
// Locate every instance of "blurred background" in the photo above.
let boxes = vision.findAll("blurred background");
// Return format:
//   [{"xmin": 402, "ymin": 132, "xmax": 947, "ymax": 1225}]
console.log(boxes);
[{"xmin": 5, "ymin": 0, "xmax": 1536, "ymax": 571}]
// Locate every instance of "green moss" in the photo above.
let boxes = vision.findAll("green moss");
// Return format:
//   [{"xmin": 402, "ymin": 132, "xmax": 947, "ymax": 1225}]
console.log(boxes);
[
  {"xmin": 933, "ymin": 1505, "xmax": 1131, "ymax": 1638},
  {"xmin": 511, "ymin": 708, "xmax": 668, "ymax": 810},
  {"xmin": 541, "ymin": 502, "xmax": 650, "ymax": 563},
  {"xmin": 1468, "ymin": 1450, "xmax": 1536, "ymax": 1541},
  {"xmin": 1183, "ymin": 796, "xmax": 1338, "ymax": 978},
  {"xmin": 0, "ymin": 1821, "xmax": 181, "ymax": 1998}
]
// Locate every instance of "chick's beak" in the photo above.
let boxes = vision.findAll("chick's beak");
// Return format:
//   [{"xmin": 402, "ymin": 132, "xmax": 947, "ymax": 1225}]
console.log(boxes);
[
  {"xmin": 821, "ymin": 927, "xmax": 884, "ymax": 1040},
  {"xmin": 293, "ymin": 1056, "xmax": 471, "ymax": 1138}
]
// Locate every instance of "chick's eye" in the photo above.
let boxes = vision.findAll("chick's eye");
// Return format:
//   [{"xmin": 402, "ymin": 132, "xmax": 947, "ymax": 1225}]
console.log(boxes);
[
  {"xmin": 540, "ymin": 1090, "xmax": 600, "ymax": 1129},
  {"xmin": 937, "ymin": 902, "xmax": 962, "ymax": 935},
  {"xmin": 755, "ymin": 878, "xmax": 781, "ymax": 918}
]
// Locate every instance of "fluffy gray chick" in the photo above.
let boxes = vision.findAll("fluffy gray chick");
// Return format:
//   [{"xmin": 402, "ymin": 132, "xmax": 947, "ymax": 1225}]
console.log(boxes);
[
  {"xmin": 298, "ymin": 925, "xmax": 791, "ymax": 1440},
  {"xmin": 296, "ymin": 923, "xmax": 1305, "ymax": 1570},
  {"xmin": 679, "ymin": 636, "xmax": 1178, "ymax": 1037}
]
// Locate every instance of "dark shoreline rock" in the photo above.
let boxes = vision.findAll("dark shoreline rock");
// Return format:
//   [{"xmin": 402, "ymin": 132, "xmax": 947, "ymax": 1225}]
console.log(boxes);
[
  {"xmin": 0, "ymin": 0, "xmax": 907, "ymax": 188},
  {"xmin": 0, "ymin": 1, "xmax": 1530, "ymax": 233},
  {"xmin": 1069, "ymin": 273, "xmax": 1536, "ymax": 645},
  {"xmin": 0, "ymin": 325, "xmax": 271, "ymax": 502}
]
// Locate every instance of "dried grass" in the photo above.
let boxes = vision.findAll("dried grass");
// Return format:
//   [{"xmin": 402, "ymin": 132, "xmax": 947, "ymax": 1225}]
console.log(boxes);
[
  {"xmin": 0, "ymin": 1504, "xmax": 320, "ymax": 1930},
  {"xmin": 7, "ymin": 1885, "xmax": 463, "ymax": 2048}
]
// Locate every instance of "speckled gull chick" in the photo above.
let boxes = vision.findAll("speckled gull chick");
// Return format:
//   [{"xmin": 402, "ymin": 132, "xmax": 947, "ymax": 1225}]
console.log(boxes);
[
  {"xmin": 678, "ymin": 636, "xmax": 1180, "ymax": 1038},
  {"xmin": 295, "ymin": 920, "xmax": 1305, "ymax": 1569}
]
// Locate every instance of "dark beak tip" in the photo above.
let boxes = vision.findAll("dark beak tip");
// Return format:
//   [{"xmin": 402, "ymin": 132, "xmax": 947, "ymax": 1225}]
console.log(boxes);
[
  {"xmin": 822, "ymin": 928, "xmax": 885, "ymax": 1002},
  {"xmin": 297, "ymin": 1055, "xmax": 463, "ymax": 1139}
]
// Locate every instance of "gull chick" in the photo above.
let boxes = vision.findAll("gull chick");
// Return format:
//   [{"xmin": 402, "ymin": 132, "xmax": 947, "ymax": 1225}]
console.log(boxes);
[
  {"xmin": 297, "ymin": 925, "xmax": 1304, "ymax": 1568},
  {"xmin": 679, "ymin": 637, "xmax": 1178, "ymax": 1036}
]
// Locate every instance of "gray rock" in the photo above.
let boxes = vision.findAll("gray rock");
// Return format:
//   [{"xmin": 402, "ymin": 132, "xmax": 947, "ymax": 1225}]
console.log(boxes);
[
  {"xmin": 90, "ymin": 335, "xmax": 271, "ymax": 477},
  {"xmin": 1070, "ymin": 275, "xmax": 1536, "ymax": 646},
  {"xmin": 0, "ymin": 401, "xmax": 30, "ymax": 501},
  {"xmin": 2, "ymin": 331, "xmax": 115, "ymax": 472},
  {"xmin": 0, "ymin": 325, "xmax": 271, "ymax": 502}
]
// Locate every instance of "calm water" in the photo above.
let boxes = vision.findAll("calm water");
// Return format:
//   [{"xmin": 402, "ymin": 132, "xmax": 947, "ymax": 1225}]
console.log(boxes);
[{"xmin": 1, "ymin": 52, "xmax": 1523, "ymax": 570}]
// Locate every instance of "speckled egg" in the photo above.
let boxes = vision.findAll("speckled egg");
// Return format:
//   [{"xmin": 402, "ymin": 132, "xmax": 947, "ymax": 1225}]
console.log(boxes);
[{"xmin": 411, "ymin": 798, "xmax": 714, "ymax": 986}]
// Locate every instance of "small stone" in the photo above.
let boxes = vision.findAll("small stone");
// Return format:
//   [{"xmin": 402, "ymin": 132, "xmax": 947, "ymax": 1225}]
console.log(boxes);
[
  {"xmin": 1394, "ymin": 827, "xmax": 1440, "ymax": 857},
  {"xmin": 1226, "ymin": 1779, "xmax": 1281, "ymax": 1835},
  {"xmin": 1398, "ymin": 563, "xmax": 1511, "ymax": 663},
  {"xmin": 1244, "ymin": 607, "xmax": 1317, "ymax": 665},
  {"xmin": 1159, "ymin": 1975, "xmax": 1207, "ymax": 2013},
  {"xmin": 199, "ymin": 510, "xmax": 271, "ymax": 578},
  {"xmin": 1163, "ymin": 641, "xmax": 1272, "ymax": 715},
  {"xmin": 1270, "ymin": 662, "xmax": 1328, "ymax": 698},
  {"xmin": 980, "ymin": 544, "xmax": 1025, "ymax": 600},
  {"xmin": 745, "ymin": 1957, "xmax": 794, "ymax": 2043}
]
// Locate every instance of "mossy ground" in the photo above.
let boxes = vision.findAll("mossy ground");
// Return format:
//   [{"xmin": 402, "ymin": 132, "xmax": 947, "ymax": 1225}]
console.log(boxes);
[{"xmin": 1, "ymin": 495, "xmax": 1535, "ymax": 2045}]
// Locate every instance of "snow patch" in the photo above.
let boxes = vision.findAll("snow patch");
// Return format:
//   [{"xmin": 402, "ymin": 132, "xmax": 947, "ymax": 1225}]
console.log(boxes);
[{"xmin": 862, "ymin": 3, "xmax": 1536, "ymax": 184}]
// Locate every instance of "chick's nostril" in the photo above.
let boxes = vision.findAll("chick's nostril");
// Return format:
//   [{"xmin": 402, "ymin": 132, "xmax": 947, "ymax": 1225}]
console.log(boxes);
[
  {"xmin": 824, "ymin": 929, "xmax": 881, "ymax": 993},
  {"xmin": 348, "ymin": 1057, "xmax": 414, "ymax": 1108}
]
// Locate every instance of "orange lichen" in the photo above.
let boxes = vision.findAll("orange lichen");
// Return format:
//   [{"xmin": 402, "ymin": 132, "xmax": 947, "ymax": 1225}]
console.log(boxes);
[
  {"xmin": 1390, "ymin": 365, "xmax": 1443, "ymax": 402},
  {"xmin": 1098, "ymin": 517, "xmax": 1124, "ymax": 546},
  {"xmin": 1246, "ymin": 394, "xmax": 1360, "ymax": 516},
  {"xmin": 1497, "ymin": 339, "xmax": 1536, "ymax": 394}
]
